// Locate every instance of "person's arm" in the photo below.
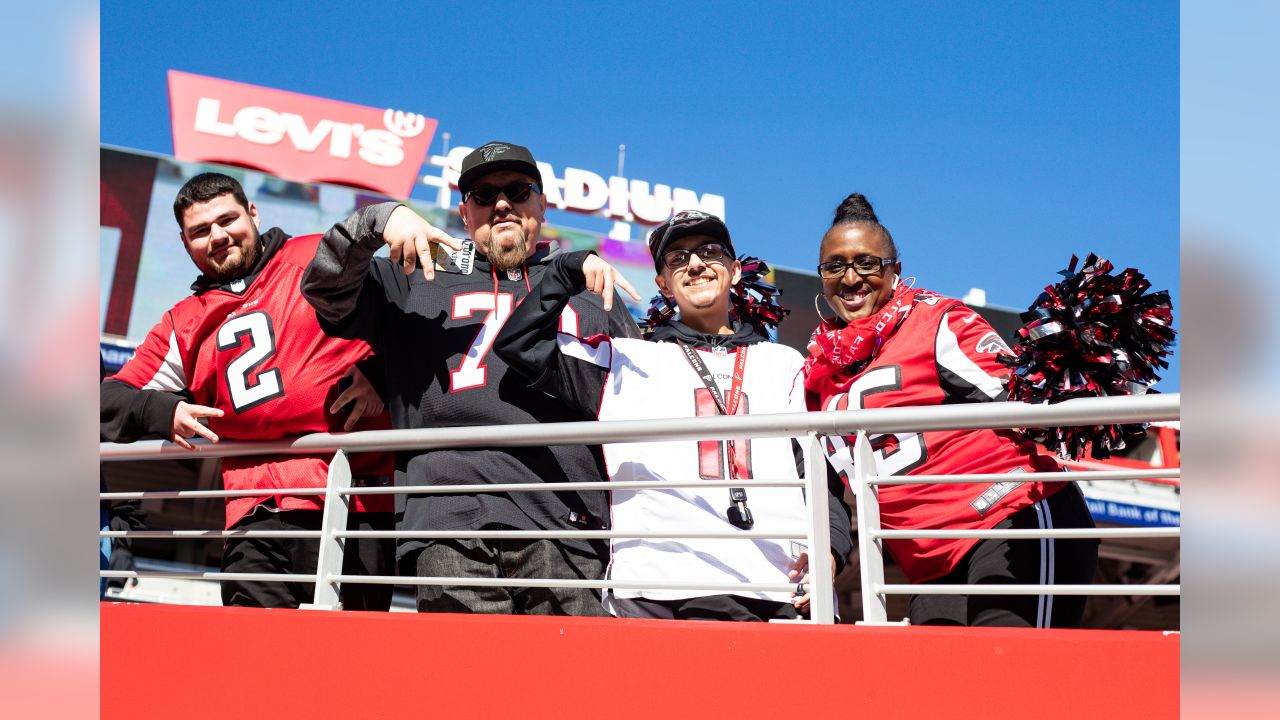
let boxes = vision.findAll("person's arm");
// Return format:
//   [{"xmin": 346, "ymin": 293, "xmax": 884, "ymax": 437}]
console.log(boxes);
[
  {"xmin": 935, "ymin": 305, "xmax": 1014, "ymax": 403},
  {"xmin": 495, "ymin": 250, "xmax": 633, "ymax": 418},
  {"xmin": 301, "ymin": 203, "xmax": 461, "ymax": 345},
  {"xmin": 101, "ymin": 311, "xmax": 222, "ymax": 448},
  {"xmin": 301, "ymin": 202, "xmax": 400, "ymax": 345}
]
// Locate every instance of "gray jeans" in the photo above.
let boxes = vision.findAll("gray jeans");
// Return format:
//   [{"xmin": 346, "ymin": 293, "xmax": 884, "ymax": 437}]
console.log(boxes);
[{"xmin": 412, "ymin": 537, "xmax": 608, "ymax": 616}]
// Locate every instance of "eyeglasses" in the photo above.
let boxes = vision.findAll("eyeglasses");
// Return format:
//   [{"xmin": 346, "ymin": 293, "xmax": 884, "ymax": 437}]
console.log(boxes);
[
  {"xmin": 817, "ymin": 255, "xmax": 898, "ymax": 279},
  {"xmin": 663, "ymin": 242, "xmax": 729, "ymax": 270},
  {"xmin": 464, "ymin": 181, "xmax": 541, "ymax": 206}
]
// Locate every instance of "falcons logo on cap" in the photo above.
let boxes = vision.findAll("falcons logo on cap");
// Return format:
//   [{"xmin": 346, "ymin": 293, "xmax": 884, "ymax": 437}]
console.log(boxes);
[{"xmin": 481, "ymin": 143, "xmax": 511, "ymax": 161}]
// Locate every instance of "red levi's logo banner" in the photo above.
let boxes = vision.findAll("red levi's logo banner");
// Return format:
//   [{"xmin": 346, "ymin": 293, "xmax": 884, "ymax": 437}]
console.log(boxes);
[{"xmin": 168, "ymin": 70, "xmax": 437, "ymax": 199}]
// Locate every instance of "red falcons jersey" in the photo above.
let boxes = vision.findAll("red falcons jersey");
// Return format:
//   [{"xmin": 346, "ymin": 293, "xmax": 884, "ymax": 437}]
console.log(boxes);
[
  {"xmin": 111, "ymin": 232, "xmax": 391, "ymax": 527},
  {"xmin": 813, "ymin": 292, "xmax": 1062, "ymax": 583}
]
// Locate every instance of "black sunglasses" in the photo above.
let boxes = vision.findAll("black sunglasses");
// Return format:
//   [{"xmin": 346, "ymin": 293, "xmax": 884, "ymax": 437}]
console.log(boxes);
[
  {"xmin": 663, "ymin": 242, "xmax": 730, "ymax": 270},
  {"xmin": 817, "ymin": 255, "xmax": 898, "ymax": 279},
  {"xmin": 464, "ymin": 181, "xmax": 541, "ymax": 206}
]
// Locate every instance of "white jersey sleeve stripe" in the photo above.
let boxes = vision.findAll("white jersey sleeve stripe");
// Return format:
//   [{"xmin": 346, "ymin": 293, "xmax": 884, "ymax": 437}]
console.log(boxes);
[
  {"xmin": 140, "ymin": 330, "xmax": 188, "ymax": 392},
  {"xmin": 556, "ymin": 331, "xmax": 611, "ymax": 370},
  {"xmin": 935, "ymin": 310, "xmax": 1004, "ymax": 400}
]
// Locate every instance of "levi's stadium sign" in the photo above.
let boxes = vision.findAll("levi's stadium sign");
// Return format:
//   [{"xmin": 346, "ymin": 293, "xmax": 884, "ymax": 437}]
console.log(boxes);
[{"xmin": 168, "ymin": 70, "xmax": 437, "ymax": 199}]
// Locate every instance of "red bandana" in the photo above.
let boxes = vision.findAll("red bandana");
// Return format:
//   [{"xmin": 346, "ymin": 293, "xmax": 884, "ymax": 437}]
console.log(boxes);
[{"xmin": 802, "ymin": 285, "xmax": 922, "ymax": 410}]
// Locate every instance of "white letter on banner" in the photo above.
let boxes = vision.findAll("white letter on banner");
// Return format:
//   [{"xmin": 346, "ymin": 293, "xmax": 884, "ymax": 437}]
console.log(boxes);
[
  {"xmin": 445, "ymin": 146, "xmax": 471, "ymax": 188},
  {"xmin": 194, "ymin": 98, "xmax": 236, "ymax": 137},
  {"xmin": 358, "ymin": 129, "xmax": 405, "ymax": 167},
  {"xmin": 608, "ymin": 176, "xmax": 631, "ymax": 220},
  {"xmin": 629, "ymin": 180, "xmax": 673, "ymax": 224},
  {"xmin": 562, "ymin": 167, "xmax": 608, "ymax": 212},
  {"xmin": 234, "ymin": 106, "xmax": 284, "ymax": 145},
  {"xmin": 537, "ymin": 161, "xmax": 563, "ymax": 208},
  {"xmin": 672, "ymin": 189, "xmax": 726, "ymax": 221},
  {"xmin": 281, "ymin": 113, "xmax": 333, "ymax": 153},
  {"xmin": 328, "ymin": 123, "xmax": 354, "ymax": 158}
]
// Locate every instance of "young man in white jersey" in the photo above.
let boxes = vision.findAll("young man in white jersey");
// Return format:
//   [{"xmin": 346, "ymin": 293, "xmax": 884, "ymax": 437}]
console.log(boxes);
[{"xmin": 495, "ymin": 211, "xmax": 852, "ymax": 621}]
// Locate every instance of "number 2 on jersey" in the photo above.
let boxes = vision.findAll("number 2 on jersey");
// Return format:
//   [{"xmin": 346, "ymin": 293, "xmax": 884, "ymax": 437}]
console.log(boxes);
[
  {"xmin": 217, "ymin": 311, "xmax": 284, "ymax": 413},
  {"xmin": 449, "ymin": 292, "xmax": 579, "ymax": 392}
]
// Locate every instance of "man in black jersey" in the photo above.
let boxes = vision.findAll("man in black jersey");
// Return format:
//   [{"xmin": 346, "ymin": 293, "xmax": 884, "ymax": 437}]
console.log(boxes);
[{"xmin": 302, "ymin": 142, "xmax": 640, "ymax": 615}]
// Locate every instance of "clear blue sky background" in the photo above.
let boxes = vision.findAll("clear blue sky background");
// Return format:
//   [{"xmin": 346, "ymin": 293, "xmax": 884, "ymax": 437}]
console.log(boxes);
[{"xmin": 101, "ymin": 2, "xmax": 1179, "ymax": 390}]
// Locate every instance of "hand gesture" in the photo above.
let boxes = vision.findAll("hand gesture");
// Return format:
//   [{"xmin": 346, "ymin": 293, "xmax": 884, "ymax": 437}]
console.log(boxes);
[
  {"xmin": 330, "ymin": 365, "xmax": 385, "ymax": 431},
  {"xmin": 787, "ymin": 550, "xmax": 836, "ymax": 614},
  {"xmin": 384, "ymin": 205, "xmax": 463, "ymax": 279},
  {"xmin": 170, "ymin": 401, "xmax": 223, "ymax": 450},
  {"xmin": 580, "ymin": 254, "xmax": 641, "ymax": 312}
]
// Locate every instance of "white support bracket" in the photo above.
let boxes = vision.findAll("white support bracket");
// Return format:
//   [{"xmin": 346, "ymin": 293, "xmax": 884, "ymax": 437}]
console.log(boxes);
[
  {"xmin": 301, "ymin": 449, "xmax": 351, "ymax": 611},
  {"xmin": 853, "ymin": 431, "xmax": 891, "ymax": 625},
  {"xmin": 804, "ymin": 432, "xmax": 836, "ymax": 624}
]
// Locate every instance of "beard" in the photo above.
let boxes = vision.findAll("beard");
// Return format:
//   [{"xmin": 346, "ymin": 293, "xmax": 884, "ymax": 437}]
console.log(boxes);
[
  {"xmin": 199, "ymin": 230, "xmax": 262, "ymax": 282},
  {"xmin": 485, "ymin": 227, "xmax": 530, "ymax": 272}
]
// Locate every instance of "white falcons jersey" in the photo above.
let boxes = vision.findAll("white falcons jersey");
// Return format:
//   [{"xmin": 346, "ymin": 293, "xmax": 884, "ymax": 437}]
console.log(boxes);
[{"xmin": 556, "ymin": 333, "xmax": 811, "ymax": 605}]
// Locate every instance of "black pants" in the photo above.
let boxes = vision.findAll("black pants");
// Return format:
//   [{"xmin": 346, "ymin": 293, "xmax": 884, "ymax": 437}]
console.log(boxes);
[
  {"xmin": 221, "ymin": 507, "xmax": 395, "ymax": 611},
  {"xmin": 910, "ymin": 483, "xmax": 1099, "ymax": 628},
  {"xmin": 407, "ymin": 535, "xmax": 609, "ymax": 616},
  {"xmin": 612, "ymin": 594, "xmax": 801, "ymax": 622}
]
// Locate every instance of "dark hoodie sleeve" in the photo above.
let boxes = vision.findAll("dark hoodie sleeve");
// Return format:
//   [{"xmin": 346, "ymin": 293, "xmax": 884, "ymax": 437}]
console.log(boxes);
[
  {"xmin": 790, "ymin": 438, "xmax": 854, "ymax": 574},
  {"xmin": 301, "ymin": 202, "xmax": 405, "ymax": 347},
  {"xmin": 824, "ymin": 460, "xmax": 854, "ymax": 573},
  {"xmin": 494, "ymin": 250, "xmax": 611, "ymax": 419},
  {"xmin": 101, "ymin": 379, "xmax": 186, "ymax": 443}
]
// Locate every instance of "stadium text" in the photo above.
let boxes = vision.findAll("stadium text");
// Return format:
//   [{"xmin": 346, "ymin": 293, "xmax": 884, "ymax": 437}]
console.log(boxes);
[{"xmin": 432, "ymin": 146, "xmax": 726, "ymax": 225}]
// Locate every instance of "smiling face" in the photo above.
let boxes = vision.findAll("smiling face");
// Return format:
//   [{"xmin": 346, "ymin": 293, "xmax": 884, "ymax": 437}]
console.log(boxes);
[
  {"xmin": 654, "ymin": 234, "xmax": 742, "ymax": 334},
  {"xmin": 458, "ymin": 169, "xmax": 546, "ymax": 271},
  {"xmin": 179, "ymin": 193, "xmax": 262, "ymax": 281},
  {"xmin": 819, "ymin": 223, "xmax": 900, "ymax": 324}
]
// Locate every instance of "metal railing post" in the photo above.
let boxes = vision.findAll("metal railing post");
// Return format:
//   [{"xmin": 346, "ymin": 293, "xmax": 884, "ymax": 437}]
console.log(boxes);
[
  {"xmin": 804, "ymin": 432, "xmax": 835, "ymax": 624},
  {"xmin": 853, "ymin": 432, "xmax": 890, "ymax": 624},
  {"xmin": 301, "ymin": 449, "xmax": 351, "ymax": 611}
]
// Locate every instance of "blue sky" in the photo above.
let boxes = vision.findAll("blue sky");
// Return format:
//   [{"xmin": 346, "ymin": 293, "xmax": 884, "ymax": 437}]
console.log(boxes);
[{"xmin": 102, "ymin": 2, "xmax": 1179, "ymax": 389}]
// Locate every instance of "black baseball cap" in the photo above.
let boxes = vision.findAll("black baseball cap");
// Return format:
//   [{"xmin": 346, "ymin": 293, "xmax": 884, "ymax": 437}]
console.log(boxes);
[
  {"xmin": 647, "ymin": 210, "xmax": 735, "ymax": 272},
  {"xmin": 458, "ymin": 141, "xmax": 543, "ymax": 197}
]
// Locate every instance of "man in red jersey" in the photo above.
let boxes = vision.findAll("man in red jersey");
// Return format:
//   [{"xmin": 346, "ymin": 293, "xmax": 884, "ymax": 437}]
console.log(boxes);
[{"xmin": 101, "ymin": 172, "xmax": 394, "ymax": 610}]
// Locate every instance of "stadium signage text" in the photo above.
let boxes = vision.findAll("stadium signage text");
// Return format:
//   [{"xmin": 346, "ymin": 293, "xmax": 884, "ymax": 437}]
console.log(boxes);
[
  {"xmin": 168, "ymin": 71, "xmax": 437, "ymax": 199},
  {"xmin": 435, "ymin": 146, "xmax": 726, "ymax": 225}
]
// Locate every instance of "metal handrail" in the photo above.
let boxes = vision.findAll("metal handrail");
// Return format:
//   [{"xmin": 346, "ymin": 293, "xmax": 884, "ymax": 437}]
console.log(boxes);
[
  {"xmin": 100, "ymin": 393, "xmax": 1180, "ymax": 624},
  {"xmin": 100, "ymin": 394, "xmax": 1180, "ymax": 460}
]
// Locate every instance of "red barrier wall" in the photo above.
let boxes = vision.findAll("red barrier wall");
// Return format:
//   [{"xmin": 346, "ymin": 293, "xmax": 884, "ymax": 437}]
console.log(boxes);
[{"xmin": 101, "ymin": 603, "xmax": 1178, "ymax": 719}]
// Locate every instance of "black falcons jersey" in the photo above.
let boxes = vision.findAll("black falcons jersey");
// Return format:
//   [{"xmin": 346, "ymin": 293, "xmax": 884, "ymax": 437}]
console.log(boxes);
[{"xmin": 302, "ymin": 203, "xmax": 640, "ymax": 558}]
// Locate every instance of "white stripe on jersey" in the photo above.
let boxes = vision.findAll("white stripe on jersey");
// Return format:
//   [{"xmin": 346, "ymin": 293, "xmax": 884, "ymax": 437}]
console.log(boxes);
[
  {"xmin": 141, "ymin": 330, "xmax": 188, "ymax": 392},
  {"xmin": 936, "ymin": 310, "xmax": 1004, "ymax": 400},
  {"xmin": 556, "ymin": 331, "xmax": 611, "ymax": 369}
]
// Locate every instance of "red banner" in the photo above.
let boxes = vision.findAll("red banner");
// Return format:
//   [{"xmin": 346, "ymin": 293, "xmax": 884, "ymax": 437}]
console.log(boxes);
[{"xmin": 168, "ymin": 70, "xmax": 436, "ymax": 199}]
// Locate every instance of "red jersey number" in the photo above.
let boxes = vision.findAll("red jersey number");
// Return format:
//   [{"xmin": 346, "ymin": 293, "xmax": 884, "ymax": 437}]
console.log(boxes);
[
  {"xmin": 216, "ymin": 311, "xmax": 285, "ymax": 413},
  {"xmin": 694, "ymin": 389, "xmax": 753, "ymax": 480}
]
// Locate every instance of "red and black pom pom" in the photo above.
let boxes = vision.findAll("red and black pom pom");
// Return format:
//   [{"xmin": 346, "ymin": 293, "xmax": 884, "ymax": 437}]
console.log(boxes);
[{"xmin": 1001, "ymin": 254, "xmax": 1176, "ymax": 459}]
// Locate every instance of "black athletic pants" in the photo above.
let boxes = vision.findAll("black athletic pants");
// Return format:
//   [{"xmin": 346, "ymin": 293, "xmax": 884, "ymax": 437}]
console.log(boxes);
[
  {"xmin": 221, "ymin": 506, "xmax": 395, "ymax": 611},
  {"xmin": 909, "ymin": 483, "xmax": 1099, "ymax": 628}
]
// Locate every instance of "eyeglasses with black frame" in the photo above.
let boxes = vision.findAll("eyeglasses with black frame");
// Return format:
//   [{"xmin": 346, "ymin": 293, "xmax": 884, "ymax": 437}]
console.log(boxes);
[
  {"xmin": 662, "ymin": 242, "xmax": 730, "ymax": 270},
  {"xmin": 464, "ymin": 181, "xmax": 541, "ymax": 206},
  {"xmin": 816, "ymin": 255, "xmax": 899, "ymax": 279}
]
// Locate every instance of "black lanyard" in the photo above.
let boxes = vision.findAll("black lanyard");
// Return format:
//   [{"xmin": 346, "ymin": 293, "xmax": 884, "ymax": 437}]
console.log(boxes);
[{"xmin": 678, "ymin": 342, "xmax": 754, "ymax": 529}]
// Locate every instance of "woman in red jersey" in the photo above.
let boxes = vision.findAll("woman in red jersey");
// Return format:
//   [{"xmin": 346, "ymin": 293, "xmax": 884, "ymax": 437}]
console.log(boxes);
[{"xmin": 804, "ymin": 193, "xmax": 1098, "ymax": 627}]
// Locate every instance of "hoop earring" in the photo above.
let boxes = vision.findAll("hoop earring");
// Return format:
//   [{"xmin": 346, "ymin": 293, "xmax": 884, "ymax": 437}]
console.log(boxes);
[{"xmin": 814, "ymin": 293, "xmax": 834, "ymax": 322}]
